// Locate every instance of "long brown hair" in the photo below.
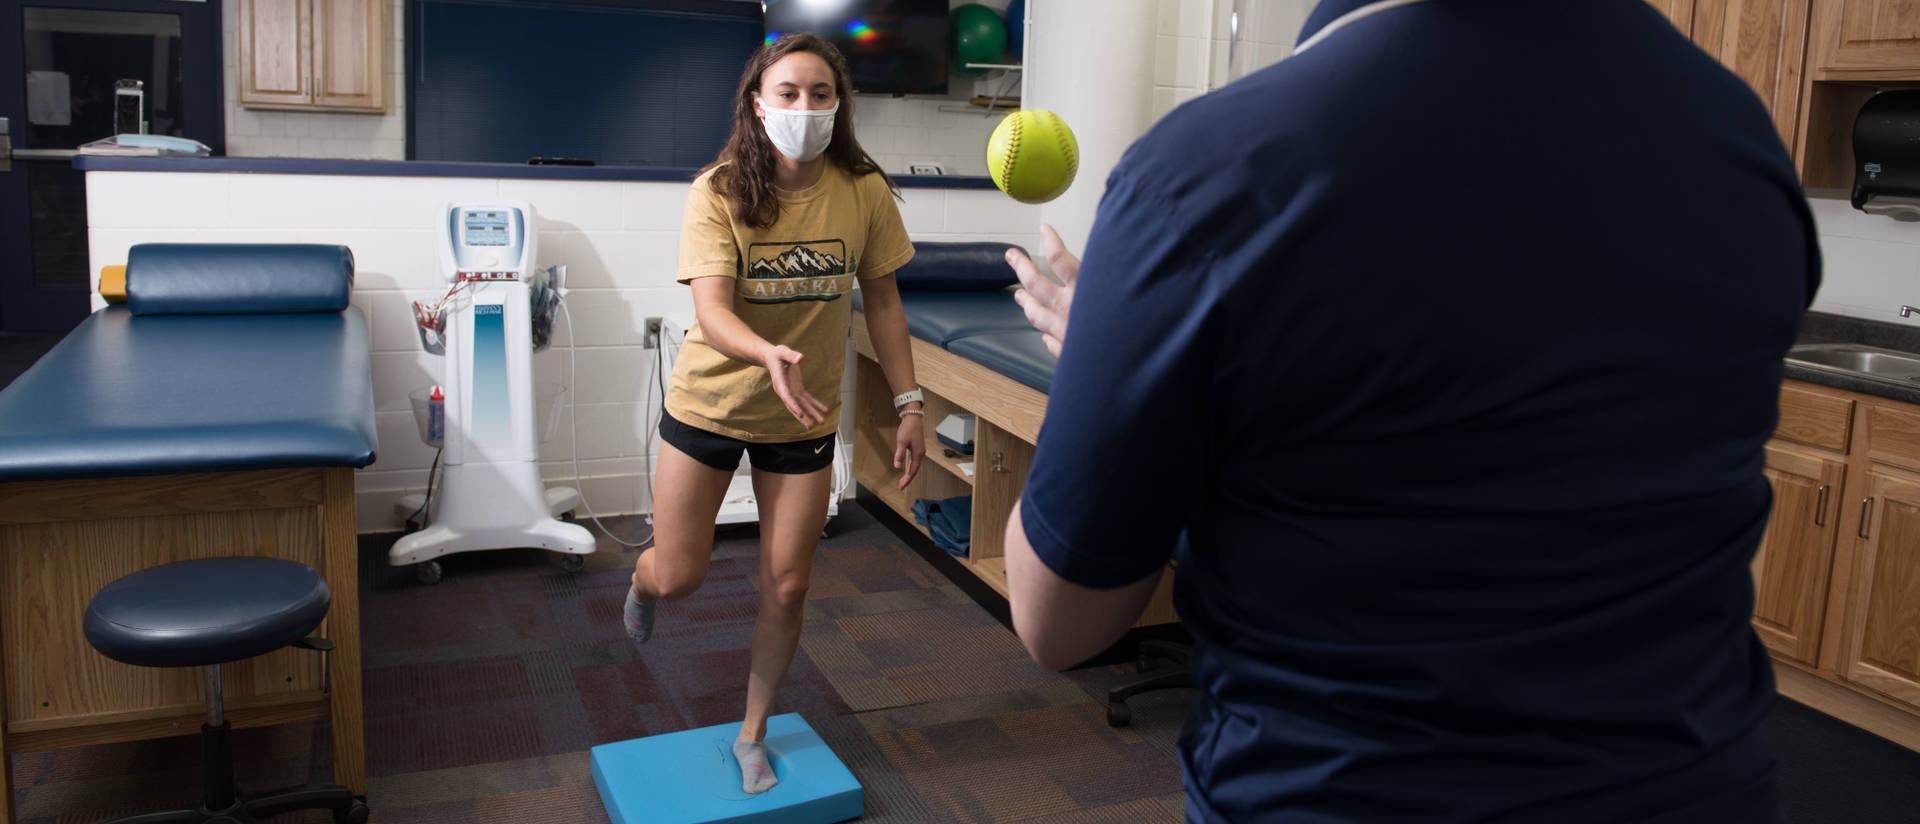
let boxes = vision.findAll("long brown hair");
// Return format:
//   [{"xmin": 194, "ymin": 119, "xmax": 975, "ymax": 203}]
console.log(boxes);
[{"xmin": 701, "ymin": 33, "xmax": 899, "ymax": 229}]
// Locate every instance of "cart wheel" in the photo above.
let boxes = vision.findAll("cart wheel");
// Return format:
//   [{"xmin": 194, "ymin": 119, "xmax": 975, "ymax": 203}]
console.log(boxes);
[
  {"xmin": 334, "ymin": 798, "xmax": 370, "ymax": 824},
  {"xmin": 403, "ymin": 518, "xmax": 422, "ymax": 534},
  {"xmin": 414, "ymin": 560, "xmax": 444, "ymax": 585},
  {"xmin": 560, "ymin": 553, "xmax": 585, "ymax": 572},
  {"xmin": 560, "ymin": 509, "xmax": 577, "ymax": 523},
  {"xmin": 1107, "ymin": 702, "xmax": 1132, "ymax": 728}
]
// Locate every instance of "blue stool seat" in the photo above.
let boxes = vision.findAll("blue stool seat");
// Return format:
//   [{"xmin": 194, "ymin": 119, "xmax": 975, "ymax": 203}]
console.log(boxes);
[{"xmin": 84, "ymin": 557, "xmax": 331, "ymax": 668}]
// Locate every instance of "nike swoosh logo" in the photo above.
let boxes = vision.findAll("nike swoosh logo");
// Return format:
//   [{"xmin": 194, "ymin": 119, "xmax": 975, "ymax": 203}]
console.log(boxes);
[{"xmin": 813, "ymin": 443, "xmax": 828, "ymax": 454}]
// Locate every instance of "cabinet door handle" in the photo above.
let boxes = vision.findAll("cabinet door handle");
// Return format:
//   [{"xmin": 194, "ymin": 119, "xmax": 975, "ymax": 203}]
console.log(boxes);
[
  {"xmin": 1815, "ymin": 484, "xmax": 1829, "ymax": 527},
  {"xmin": 1859, "ymin": 496, "xmax": 1875, "ymax": 540}
]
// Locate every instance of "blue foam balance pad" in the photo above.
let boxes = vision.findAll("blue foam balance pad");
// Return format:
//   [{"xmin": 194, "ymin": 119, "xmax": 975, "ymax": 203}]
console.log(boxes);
[{"xmin": 590, "ymin": 712, "xmax": 862, "ymax": 824}]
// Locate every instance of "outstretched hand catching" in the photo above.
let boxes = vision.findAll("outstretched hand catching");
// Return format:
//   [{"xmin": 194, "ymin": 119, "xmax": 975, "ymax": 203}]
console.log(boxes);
[{"xmin": 1007, "ymin": 223, "xmax": 1079, "ymax": 357}]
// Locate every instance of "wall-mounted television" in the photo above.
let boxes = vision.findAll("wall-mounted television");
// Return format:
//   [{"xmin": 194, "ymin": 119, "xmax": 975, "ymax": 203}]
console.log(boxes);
[{"xmin": 762, "ymin": 0, "xmax": 950, "ymax": 96}]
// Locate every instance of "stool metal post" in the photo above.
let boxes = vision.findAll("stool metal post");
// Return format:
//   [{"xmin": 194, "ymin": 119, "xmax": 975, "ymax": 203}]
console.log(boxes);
[
  {"xmin": 205, "ymin": 665, "xmax": 222, "ymax": 727},
  {"xmin": 202, "ymin": 665, "xmax": 234, "ymax": 813}
]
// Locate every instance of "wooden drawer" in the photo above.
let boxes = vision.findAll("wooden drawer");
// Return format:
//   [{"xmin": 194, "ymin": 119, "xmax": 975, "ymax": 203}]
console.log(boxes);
[
  {"xmin": 1866, "ymin": 402, "xmax": 1920, "ymax": 474},
  {"xmin": 1777, "ymin": 383, "xmax": 1855, "ymax": 453}
]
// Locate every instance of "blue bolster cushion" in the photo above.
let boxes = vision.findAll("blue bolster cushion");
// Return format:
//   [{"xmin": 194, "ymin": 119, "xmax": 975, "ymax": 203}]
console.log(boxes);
[
  {"xmin": 893, "ymin": 241, "xmax": 1026, "ymax": 291},
  {"xmin": 128, "ymin": 243, "xmax": 355, "ymax": 316}
]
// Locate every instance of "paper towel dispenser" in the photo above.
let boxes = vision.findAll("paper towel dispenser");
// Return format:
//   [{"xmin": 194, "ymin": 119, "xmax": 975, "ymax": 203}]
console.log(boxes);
[{"xmin": 1853, "ymin": 90, "xmax": 1920, "ymax": 221}]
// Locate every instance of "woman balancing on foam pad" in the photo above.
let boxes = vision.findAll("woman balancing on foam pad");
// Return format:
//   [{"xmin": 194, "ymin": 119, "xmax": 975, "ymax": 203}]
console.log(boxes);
[{"xmin": 623, "ymin": 33, "xmax": 924, "ymax": 795}]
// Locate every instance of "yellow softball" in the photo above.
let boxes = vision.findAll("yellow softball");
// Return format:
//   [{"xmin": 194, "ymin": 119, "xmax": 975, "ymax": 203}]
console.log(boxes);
[{"xmin": 987, "ymin": 110, "xmax": 1079, "ymax": 204}]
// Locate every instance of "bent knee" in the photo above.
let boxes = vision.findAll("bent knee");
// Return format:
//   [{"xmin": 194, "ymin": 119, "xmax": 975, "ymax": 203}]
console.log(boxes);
[{"xmin": 650, "ymin": 565, "xmax": 708, "ymax": 600}]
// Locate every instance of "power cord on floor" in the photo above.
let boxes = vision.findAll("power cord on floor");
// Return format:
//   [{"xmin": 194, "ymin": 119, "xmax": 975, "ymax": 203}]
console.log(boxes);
[{"xmin": 406, "ymin": 448, "xmax": 442, "ymax": 527}]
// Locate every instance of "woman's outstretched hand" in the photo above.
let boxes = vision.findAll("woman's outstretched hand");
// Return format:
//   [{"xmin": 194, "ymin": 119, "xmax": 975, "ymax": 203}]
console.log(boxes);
[{"xmin": 763, "ymin": 345, "xmax": 828, "ymax": 428}]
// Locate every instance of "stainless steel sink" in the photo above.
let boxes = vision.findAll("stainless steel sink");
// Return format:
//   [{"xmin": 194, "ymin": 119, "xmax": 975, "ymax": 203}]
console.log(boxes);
[{"xmin": 1786, "ymin": 343, "xmax": 1920, "ymax": 382}]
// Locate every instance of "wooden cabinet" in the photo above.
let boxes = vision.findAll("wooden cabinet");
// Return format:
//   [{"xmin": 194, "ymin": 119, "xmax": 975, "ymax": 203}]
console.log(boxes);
[
  {"xmin": 239, "ymin": 0, "xmax": 386, "ymax": 113},
  {"xmin": 1761, "ymin": 379, "xmax": 1920, "ymax": 751},
  {"xmin": 1808, "ymin": 0, "xmax": 1920, "ymax": 75},
  {"xmin": 1690, "ymin": 0, "xmax": 1812, "ymax": 149},
  {"xmin": 1796, "ymin": 2, "xmax": 1920, "ymax": 188},
  {"xmin": 1649, "ymin": 0, "xmax": 1811, "ymax": 148},
  {"xmin": 1754, "ymin": 444, "xmax": 1847, "ymax": 665},
  {"xmin": 1841, "ymin": 461, "xmax": 1920, "ymax": 707},
  {"xmin": 1647, "ymin": 0, "xmax": 1698, "ymax": 32}
]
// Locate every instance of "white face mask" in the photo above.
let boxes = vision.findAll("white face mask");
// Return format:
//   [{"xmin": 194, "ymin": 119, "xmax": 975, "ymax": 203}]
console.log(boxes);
[{"xmin": 757, "ymin": 95, "xmax": 838, "ymax": 162}]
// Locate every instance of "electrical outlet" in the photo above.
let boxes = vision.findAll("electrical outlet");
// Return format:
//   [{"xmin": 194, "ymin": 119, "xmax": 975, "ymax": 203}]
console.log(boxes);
[{"xmin": 644, "ymin": 317, "xmax": 663, "ymax": 349}]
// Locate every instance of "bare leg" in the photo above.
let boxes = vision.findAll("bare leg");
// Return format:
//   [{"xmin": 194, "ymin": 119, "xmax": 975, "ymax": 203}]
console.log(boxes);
[
  {"xmin": 627, "ymin": 441, "xmax": 734, "ymax": 643},
  {"xmin": 734, "ymin": 464, "xmax": 832, "ymax": 792}
]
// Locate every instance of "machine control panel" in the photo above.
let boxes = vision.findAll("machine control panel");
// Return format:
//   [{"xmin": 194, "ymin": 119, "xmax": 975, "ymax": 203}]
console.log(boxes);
[{"xmin": 442, "ymin": 204, "xmax": 530, "ymax": 281}]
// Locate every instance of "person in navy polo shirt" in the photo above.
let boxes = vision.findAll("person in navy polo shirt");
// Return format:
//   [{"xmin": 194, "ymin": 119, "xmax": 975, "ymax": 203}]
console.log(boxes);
[{"xmin": 1002, "ymin": 0, "xmax": 1818, "ymax": 821}]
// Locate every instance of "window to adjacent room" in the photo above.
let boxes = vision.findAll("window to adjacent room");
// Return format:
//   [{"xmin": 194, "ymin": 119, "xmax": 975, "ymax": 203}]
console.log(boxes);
[{"xmin": 407, "ymin": 0, "xmax": 761, "ymax": 167}]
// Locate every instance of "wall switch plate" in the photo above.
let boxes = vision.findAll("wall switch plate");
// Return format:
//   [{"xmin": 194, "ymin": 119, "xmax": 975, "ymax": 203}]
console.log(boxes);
[{"xmin": 908, "ymin": 162, "xmax": 945, "ymax": 175}]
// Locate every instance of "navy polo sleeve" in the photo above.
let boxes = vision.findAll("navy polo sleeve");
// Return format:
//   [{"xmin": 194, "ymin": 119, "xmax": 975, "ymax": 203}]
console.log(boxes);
[{"xmin": 1018, "ymin": 172, "xmax": 1220, "ymax": 589}]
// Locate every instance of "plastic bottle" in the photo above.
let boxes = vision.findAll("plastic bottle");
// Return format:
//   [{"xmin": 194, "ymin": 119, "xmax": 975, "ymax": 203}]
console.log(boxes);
[{"xmin": 428, "ymin": 386, "xmax": 444, "ymax": 444}]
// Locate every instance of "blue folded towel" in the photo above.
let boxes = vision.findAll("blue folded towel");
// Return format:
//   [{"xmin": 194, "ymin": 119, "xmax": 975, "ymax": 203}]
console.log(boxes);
[{"xmin": 911, "ymin": 495, "xmax": 973, "ymax": 557}]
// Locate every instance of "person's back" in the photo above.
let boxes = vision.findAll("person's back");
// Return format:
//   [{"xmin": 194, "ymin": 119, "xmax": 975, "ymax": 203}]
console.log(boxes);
[{"xmin": 1025, "ymin": 0, "xmax": 1817, "ymax": 820}]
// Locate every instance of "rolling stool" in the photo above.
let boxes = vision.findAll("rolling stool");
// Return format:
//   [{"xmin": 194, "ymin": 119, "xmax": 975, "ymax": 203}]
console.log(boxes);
[
  {"xmin": 82, "ymin": 557, "xmax": 370, "ymax": 823},
  {"xmin": 1105, "ymin": 638, "xmax": 1192, "ymax": 727}
]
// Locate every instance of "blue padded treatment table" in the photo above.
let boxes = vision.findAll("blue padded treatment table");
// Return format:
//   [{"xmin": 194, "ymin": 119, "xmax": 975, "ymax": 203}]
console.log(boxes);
[
  {"xmin": 0, "ymin": 307, "xmax": 376, "ymax": 480},
  {"xmin": 848, "ymin": 243, "xmax": 1179, "ymax": 631},
  {"xmin": 592, "ymin": 713, "xmax": 860, "ymax": 824},
  {"xmin": 0, "ymin": 243, "xmax": 377, "ymax": 822},
  {"xmin": 850, "ymin": 288, "xmax": 1034, "ymax": 347},
  {"xmin": 945, "ymin": 330, "xmax": 1056, "ymax": 394}
]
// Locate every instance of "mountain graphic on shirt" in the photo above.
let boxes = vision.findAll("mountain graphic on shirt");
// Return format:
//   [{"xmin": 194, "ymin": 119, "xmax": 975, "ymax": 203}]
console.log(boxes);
[
  {"xmin": 740, "ymin": 239, "xmax": 853, "ymax": 304},
  {"xmin": 746, "ymin": 245, "xmax": 846, "ymax": 279}
]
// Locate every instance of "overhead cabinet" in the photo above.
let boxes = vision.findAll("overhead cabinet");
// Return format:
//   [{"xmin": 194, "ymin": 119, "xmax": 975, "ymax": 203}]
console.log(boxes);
[{"xmin": 239, "ymin": 0, "xmax": 387, "ymax": 113}]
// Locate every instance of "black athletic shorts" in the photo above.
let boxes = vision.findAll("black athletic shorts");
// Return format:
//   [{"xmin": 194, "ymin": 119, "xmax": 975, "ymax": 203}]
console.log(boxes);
[{"xmin": 659, "ymin": 411, "xmax": 835, "ymax": 475}]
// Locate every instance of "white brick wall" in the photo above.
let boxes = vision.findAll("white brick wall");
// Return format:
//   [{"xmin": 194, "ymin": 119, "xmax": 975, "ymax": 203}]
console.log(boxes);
[
  {"xmin": 851, "ymin": 96, "xmax": 1005, "ymax": 178},
  {"xmin": 85, "ymin": 171, "xmax": 1040, "ymax": 533},
  {"xmin": 1152, "ymin": 0, "xmax": 1313, "ymax": 123},
  {"xmin": 1809, "ymin": 197, "xmax": 1920, "ymax": 326}
]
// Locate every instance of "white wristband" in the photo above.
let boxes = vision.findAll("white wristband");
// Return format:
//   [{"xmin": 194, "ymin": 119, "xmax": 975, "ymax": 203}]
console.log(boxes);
[{"xmin": 892, "ymin": 389, "xmax": 924, "ymax": 412}]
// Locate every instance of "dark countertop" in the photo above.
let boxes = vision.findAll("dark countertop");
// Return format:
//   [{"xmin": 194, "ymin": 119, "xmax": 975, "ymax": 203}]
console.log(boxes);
[
  {"xmin": 70, "ymin": 155, "xmax": 1000, "ymax": 189},
  {"xmin": 1788, "ymin": 312, "xmax": 1920, "ymax": 405}
]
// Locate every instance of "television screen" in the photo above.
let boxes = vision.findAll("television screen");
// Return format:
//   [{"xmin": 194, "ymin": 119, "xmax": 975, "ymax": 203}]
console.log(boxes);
[{"xmin": 763, "ymin": 0, "xmax": 950, "ymax": 96}]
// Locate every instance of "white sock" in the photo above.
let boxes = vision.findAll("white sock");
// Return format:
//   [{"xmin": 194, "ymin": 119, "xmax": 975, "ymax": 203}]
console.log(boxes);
[{"xmin": 732, "ymin": 739, "xmax": 779, "ymax": 794}]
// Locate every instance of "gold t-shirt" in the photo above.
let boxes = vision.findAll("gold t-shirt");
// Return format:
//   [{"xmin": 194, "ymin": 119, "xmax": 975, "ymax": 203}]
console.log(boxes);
[{"xmin": 666, "ymin": 163, "xmax": 914, "ymax": 443}]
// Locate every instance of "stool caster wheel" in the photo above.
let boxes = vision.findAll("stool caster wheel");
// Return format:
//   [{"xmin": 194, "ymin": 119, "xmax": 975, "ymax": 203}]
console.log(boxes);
[
  {"xmin": 335, "ymin": 797, "xmax": 370, "ymax": 824},
  {"xmin": 561, "ymin": 509, "xmax": 577, "ymax": 522},
  {"xmin": 559, "ymin": 553, "xmax": 585, "ymax": 572},
  {"xmin": 1107, "ymin": 702, "xmax": 1131, "ymax": 728},
  {"xmin": 414, "ymin": 560, "xmax": 443, "ymax": 585}
]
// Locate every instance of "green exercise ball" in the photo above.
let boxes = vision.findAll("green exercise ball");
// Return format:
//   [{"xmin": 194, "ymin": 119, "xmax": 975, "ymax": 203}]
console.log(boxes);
[{"xmin": 951, "ymin": 4, "xmax": 1007, "ymax": 77}]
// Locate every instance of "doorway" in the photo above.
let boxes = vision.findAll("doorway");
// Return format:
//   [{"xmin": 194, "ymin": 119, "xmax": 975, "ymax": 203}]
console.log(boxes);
[{"xmin": 0, "ymin": 0, "xmax": 222, "ymax": 333}]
